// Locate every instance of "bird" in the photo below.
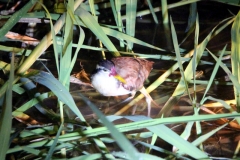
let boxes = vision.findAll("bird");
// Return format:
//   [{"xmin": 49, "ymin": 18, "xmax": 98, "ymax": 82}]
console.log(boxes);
[{"xmin": 91, "ymin": 57, "xmax": 157, "ymax": 117}]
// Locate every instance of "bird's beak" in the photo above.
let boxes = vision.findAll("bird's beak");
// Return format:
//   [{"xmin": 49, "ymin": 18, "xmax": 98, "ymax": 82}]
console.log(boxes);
[
  {"xmin": 113, "ymin": 74, "xmax": 126, "ymax": 84},
  {"xmin": 109, "ymin": 67, "xmax": 127, "ymax": 84}
]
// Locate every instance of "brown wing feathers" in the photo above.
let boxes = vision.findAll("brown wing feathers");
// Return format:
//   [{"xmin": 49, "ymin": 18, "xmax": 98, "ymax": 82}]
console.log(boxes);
[{"xmin": 111, "ymin": 57, "xmax": 153, "ymax": 91}]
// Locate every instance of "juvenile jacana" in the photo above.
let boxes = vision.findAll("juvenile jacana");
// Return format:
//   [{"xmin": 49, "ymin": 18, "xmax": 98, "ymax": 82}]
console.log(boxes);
[{"xmin": 91, "ymin": 57, "xmax": 155, "ymax": 116}]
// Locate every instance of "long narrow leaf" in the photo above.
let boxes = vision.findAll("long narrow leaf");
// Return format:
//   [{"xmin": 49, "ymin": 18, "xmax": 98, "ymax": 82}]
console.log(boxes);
[
  {"xmin": 124, "ymin": 116, "xmax": 208, "ymax": 159},
  {"xmin": 170, "ymin": 16, "xmax": 191, "ymax": 100},
  {"xmin": 126, "ymin": 0, "xmax": 137, "ymax": 50},
  {"xmin": 0, "ymin": 54, "xmax": 14, "ymax": 159},
  {"xmin": 231, "ymin": 11, "xmax": 240, "ymax": 112},
  {"xmin": 0, "ymin": 0, "xmax": 37, "ymax": 39},
  {"xmin": 76, "ymin": 7, "xmax": 120, "ymax": 56},
  {"xmin": 158, "ymin": 16, "xmax": 235, "ymax": 117},
  {"xmin": 146, "ymin": 0, "xmax": 158, "ymax": 24},
  {"xmin": 17, "ymin": 0, "xmax": 83, "ymax": 75},
  {"xmin": 78, "ymin": 93, "xmax": 141, "ymax": 160},
  {"xmin": 200, "ymin": 46, "xmax": 226, "ymax": 104},
  {"xmin": 102, "ymin": 26, "xmax": 166, "ymax": 51},
  {"xmin": 28, "ymin": 71, "xmax": 85, "ymax": 121},
  {"xmin": 45, "ymin": 123, "xmax": 64, "ymax": 160},
  {"xmin": 7, "ymin": 113, "xmax": 240, "ymax": 154}
]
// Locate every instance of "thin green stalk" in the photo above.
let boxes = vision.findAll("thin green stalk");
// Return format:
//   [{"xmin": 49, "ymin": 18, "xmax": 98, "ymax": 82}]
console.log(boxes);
[
  {"xmin": 17, "ymin": 0, "xmax": 83, "ymax": 75},
  {"xmin": 121, "ymin": 0, "xmax": 201, "ymax": 20},
  {"xmin": 161, "ymin": 0, "xmax": 169, "ymax": 24},
  {"xmin": 146, "ymin": 0, "xmax": 158, "ymax": 24},
  {"xmin": 126, "ymin": 0, "xmax": 137, "ymax": 51},
  {"xmin": 231, "ymin": 11, "xmax": 240, "ymax": 112},
  {"xmin": 0, "ymin": 0, "xmax": 38, "ymax": 39},
  {"xmin": 0, "ymin": 54, "xmax": 14, "ymax": 159},
  {"xmin": 115, "ymin": 0, "xmax": 125, "ymax": 49}
]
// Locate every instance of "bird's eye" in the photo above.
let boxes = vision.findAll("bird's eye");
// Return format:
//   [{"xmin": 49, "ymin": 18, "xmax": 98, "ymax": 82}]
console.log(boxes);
[{"xmin": 103, "ymin": 69, "xmax": 107, "ymax": 72}]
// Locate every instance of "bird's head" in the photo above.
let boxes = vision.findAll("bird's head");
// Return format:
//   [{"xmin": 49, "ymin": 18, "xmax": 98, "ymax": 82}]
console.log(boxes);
[{"xmin": 95, "ymin": 60, "xmax": 126, "ymax": 84}]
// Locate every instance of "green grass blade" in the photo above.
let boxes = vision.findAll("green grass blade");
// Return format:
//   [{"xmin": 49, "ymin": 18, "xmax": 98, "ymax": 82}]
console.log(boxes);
[
  {"xmin": 28, "ymin": 71, "xmax": 113, "ymax": 158},
  {"xmin": 179, "ymin": 121, "xmax": 194, "ymax": 141},
  {"xmin": 89, "ymin": 0, "xmax": 97, "ymax": 16},
  {"xmin": 39, "ymin": 1, "xmax": 61, "ymax": 75},
  {"xmin": 116, "ymin": 17, "xmax": 235, "ymax": 116},
  {"xmin": 76, "ymin": 6, "xmax": 120, "ymax": 57},
  {"xmin": 137, "ymin": 140, "xmax": 189, "ymax": 159},
  {"xmin": 126, "ymin": 0, "xmax": 137, "ymax": 50},
  {"xmin": 17, "ymin": 0, "xmax": 83, "ymax": 75},
  {"xmin": 101, "ymin": 26, "xmax": 166, "ymax": 51},
  {"xmin": 0, "ymin": 0, "xmax": 37, "ymax": 40},
  {"xmin": 146, "ymin": 0, "xmax": 158, "ymax": 24},
  {"xmin": 12, "ymin": 83, "xmax": 25, "ymax": 94},
  {"xmin": 0, "ymin": 54, "xmax": 14, "ymax": 159},
  {"xmin": 121, "ymin": 0, "xmax": 201, "ymax": 20},
  {"xmin": 192, "ymin": 13, "xmax": 199, "ymax": 98},
  {"xmin": 231, "ymin": 11, "xmax": 240, "ymax": 112},
  {"xmin": 113, "ymin": 152, "xmax": 165, "ymax": 160},
  {"xmin": 158, "ymin": 16, "xmax": 235, "ymax": 117},
  {"xmin": 69, "ymin": 153, "xmax": 117, "ymax": 160},
  {"xmin": 192, "ymin": 14, "xmax": 201, "ymax": 135},
  {"xmin": 109, "ymin": 0, "xmax": 118, "ymax": 25},
  {"xmin": 78, "ymin": 93, "xmax": 141, "ymax": 160},
  {"xmin": 7, "ymin": 113, "xmax": 240, "ymax": 154},
  {"xmin": 208, "ymin": 50, "xmax": 240, "ymax": 92},
  {"xmin": 185, "ymin": 3, "xmax": 197, "ymax": 32},
  {"xmin": 149, "ymin": 133, "xmax": 158, "ymax": 153},
  {"xmin": 12, "ymin": 93, "xmax": 48, "ymax": 117},
  {"xmin": 151, "ymin": 125, "xmax": 207, "ymax": 159},
  {"xmin": 170, "ymin": 16, "xmax": 191, "ymax": 100},
  {"xmin": 20, "ymin": 126, "xmax": 57, "ymax": 138},
  {"xmin": 124, "ymin": 116, "xmax": 208, "ymax": 159},
  {"xmin": 45, "ymin": 123, "xmax": 64, "ymax": 160},
  {"xmin": 200, "ymin": 46, "xmax": 226, "ymax": 104},
  {"xmin": 64, "ymin": 5, "xmax": 85, "ymax": 82},
  {"xmin": 62, "ymin": 2, "xmax": 74, "ymax": 56},
  {"xmin": 161, "ymin": 0, "xmax": 169, "ymax": 24},
  {"xmin": 115, "ymin": 0, "xmax": 125, "ymax": 48},
  {"xmin": 22, "ymin": 146, "xmax": 40, "ymax": 155},
  {"xmin": 191, "ymin": 123, "xmax": 228, "ymax": 146},
  {"xmin": 59, "ymin": 2, "xmax": 74, "ymax": 87},
  {"xmin": 214, "ymin": 0, "xmax": 240, "ymax": 6},
  {"xmin": 233, "ymin": 141, "xmax": 240, "ymax": 158},
  {"xmin": 28, "ymin": 71, "xmax": 85, "ymax": 121},
  {"xmin": 64, "ymin": 27, "xmax": 85, "ymax": 78},
  {"xmin": 202, "ymin": 96, "xmax": 240, "ymax": 124}
]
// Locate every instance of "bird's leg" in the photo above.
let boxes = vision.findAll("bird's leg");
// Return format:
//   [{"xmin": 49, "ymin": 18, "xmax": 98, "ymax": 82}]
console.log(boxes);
[
  {"xmin": 146, "ymin": 95, "xmax": 152, "ymax": 117},
  {"xmin": 112, "ymin": 92, "xmax": 136, "ymax": 107},
  {"xmin": 106, "ymin": 93, "xmax": 137, "ymax": 114},
  {"xmin": 121, "ymin": 92, "xmax": 136, "ymax": 103},
  {"xmin": 104, "ymin": 96, "xmax": 112, "ymax": 114},
  {"xmin": 139, "ymin": 87, "xmax": 160, "ymax": 117},
  {"xmin": 131, "ymin": 105, "xmax": 138, "ymax": 115}
]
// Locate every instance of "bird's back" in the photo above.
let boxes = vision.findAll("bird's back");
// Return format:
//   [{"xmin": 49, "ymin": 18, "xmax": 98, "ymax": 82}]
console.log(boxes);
[{"xmin": 111, "ymin": 57, "xmax": 154, "ymax": 91}]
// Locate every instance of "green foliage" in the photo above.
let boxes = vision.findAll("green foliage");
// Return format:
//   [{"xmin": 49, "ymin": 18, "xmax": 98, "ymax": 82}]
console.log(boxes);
[
  {"xmin": 0, "ymin": 0, "xmax": 38, "ymax": 40},
  {"xmin": 0, "ymin": 0, "xmax": 239, "ymax": 159},
  {"xmin": 231, "ymin": 11, "xmax": 240, "ymax": 112},
  {"xmin": 0, "ymin": 54, "xmax": 14, "ymax": 159}
]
